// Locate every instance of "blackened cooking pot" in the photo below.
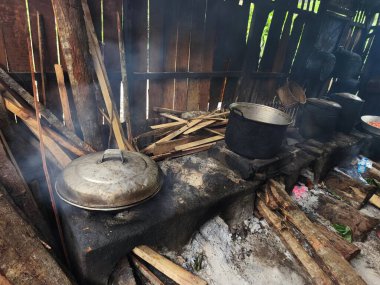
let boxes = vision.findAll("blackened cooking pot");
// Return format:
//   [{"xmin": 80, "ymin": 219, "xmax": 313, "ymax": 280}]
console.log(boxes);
[{"xmin": 225, "ymin": 103, "xmax": 292, "ymax": 159}]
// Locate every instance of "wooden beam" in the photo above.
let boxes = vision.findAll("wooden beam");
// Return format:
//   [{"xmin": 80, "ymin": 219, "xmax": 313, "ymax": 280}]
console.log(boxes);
[
  {"xmin": 133, "ymin": 71, "xmax": 286, "ymax": 80},
  {"xmin": 132, "ymin": 246, "xmax": 207, "ymax": 285},
  {"xmin": 0, "ymin": 68, "xmax": 95, "ymax": 153},
  {"xmin": 82, "ymin": 0, "xmax": 134, "ymax": 152},
  {"xmin": 51, "ymin": 0, "xmax": 103, "ymax": 150},
  {"xmin": 54, "ymin": 64, "xmax": 75, "ymax": 132}
]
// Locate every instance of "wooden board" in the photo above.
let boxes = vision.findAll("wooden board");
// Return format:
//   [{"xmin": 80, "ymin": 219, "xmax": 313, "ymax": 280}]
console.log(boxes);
[
  {"xmin": 125, "ymin": 0, "xmax": 148, "ymax": 134},
  {"xmin": 173, "ymin": 0, "xmax": 192, "ymax": 111},
  {"xmin": 187, "ymin": 0, "xmax": 208, "ymax": 111},
  {"xmin": 148, "ymin": 0, "xmax": 165, "ymax": 117},
  {"xmin": 133, "ymin": 246, "xmax": 207, "ymax": 285}
]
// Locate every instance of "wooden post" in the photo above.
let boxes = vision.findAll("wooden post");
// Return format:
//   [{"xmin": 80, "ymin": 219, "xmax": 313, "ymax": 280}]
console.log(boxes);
[
  {"xmin": 37, "ymin": 12, "xmax": 47, "ymax": 106},
  {"xmin": 50, "ymin": 0, "xmax": 103, "ymax": 150}
]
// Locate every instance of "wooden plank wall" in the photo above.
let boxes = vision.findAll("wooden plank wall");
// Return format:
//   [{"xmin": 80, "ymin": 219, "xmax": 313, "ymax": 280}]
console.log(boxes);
[{"xmin": 0, "ymin": 0, "xmax": 378, "ymax": 134}]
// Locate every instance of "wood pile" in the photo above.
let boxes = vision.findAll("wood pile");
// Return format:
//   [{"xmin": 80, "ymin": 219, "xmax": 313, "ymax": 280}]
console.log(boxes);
[
  {"xmin": 258, "ymin": 179, "xmax": 367, "ymax": 285},
  {"xmin": 138, "ymin": 110, "xmax": 228, "ymax": 161}
]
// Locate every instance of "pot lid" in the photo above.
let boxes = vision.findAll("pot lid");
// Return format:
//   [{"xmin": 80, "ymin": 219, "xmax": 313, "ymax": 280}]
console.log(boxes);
[
  {"xmin": 55, "ymin": 149, "xmax": 162, "ymax": 211},
  {"xmin": 331, "ymin": 92, "xmax": 364, "ymax": 102},
  {"xmin": 307, "ymin": 98, "xmax": 342, "ymax": 110}
]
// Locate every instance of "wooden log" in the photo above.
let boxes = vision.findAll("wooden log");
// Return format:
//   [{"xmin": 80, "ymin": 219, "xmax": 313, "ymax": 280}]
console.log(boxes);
[
  {"xmin": 132, "ymin": 245, "xmax": 207, "ymax": 285},
  {"xmin": 267, "ymin": 179, "xmax": 367, "ymax": 285},
  {"xmin": 131, "ymin": 256, "xmax": 164, "ymax": 285},
  {"xmin": 50, "ymin": 0, "xmax": 103, "ymax": 150},
  {"xmin": 174, "ymin": 135, "xmax": 223, "ymax": 151},
  {"xmin": 82, "ymin": 0, "xmax": 134, "ymax": 152},
  {"xmin": 0, "ymin": 185, "xmax": 72, "ymax": 285},
  {"xmin": 54, "ymin": 64, "xmax": 75, "ymax": 132},
  {"xmin": 314, "ymin": 223, "xmax": 360, "ymax": 261},
  {"xmin": 0, "ymin": 68, "xmax": 95, "ymax": 153},
  {"xmin": 257, "ymin": 199, "xmax": 333, "ymax": 285}
]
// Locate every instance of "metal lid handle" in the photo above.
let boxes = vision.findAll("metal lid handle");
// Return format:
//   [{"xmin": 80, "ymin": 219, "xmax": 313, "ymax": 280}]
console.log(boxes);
[{"xmin": 97, "ymin": 149, "xmax": 125, "ymax": 164}]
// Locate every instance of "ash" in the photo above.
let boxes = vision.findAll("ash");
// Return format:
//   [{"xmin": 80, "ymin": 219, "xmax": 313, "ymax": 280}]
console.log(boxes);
[{"xmin": 163, "ymin": 216, "xmax": 311, "ymax": 285}]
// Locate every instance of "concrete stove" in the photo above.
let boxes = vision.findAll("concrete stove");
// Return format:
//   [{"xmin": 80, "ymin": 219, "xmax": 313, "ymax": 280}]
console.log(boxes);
[{"xmin": 59, "ymin": 154, "xmax": 259, "ymax": 284}]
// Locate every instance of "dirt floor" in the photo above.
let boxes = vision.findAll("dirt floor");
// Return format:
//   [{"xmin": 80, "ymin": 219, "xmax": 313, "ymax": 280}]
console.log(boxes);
[{"xmin": 161, "ymin": 186, "xmax": 380, "ymax": 285}]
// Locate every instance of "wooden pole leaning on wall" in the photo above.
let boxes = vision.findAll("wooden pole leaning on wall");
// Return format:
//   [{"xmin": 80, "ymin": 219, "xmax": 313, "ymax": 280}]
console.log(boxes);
[
  {"xmin": 37, "ymin": 11, "xmax": 47, "ymax": 106},
  {"xmin": 81, "ymin": 0, "xmax": 135, "ymax": 151},
  {"xmin": 51, "ymin": 0, "xmax": 104, "ymax": 150},
  {"xmin": 117, "ymin": 11, "xmax": 133, "ymax": 143},
  {"xmin": 27, "ymin": 37, "xmax": 70, "ymax": 266}
]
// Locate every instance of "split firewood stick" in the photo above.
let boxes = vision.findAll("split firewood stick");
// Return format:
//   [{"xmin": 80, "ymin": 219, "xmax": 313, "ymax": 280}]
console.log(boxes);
[
  {"xmin": 151, "ymin": 121, "xmax": 186, "ymax": 129},
  {"xmin": 183, "ymin": 120, "xmax": 216, "ymax": 135},
  {"xmin": 151, "ymin": 143, "xmax": 214, "ymax": 161},
  {"xmin": 257, "ymin": 199, "xmax": 333, "ymax": 285},
  {"xmin": 174, "ymin": 135, "xmax": 223, "ymax": 151},
  {"xmin": 0, "ymin": 273, "xmax": 11, "ymax": 285},
  {"xmin": 54, "ymin": 64, "xmax": 75, "ymax": 131},
  {"xmin": 130, "ymin": 256, "xmax": 164, "ymax": 285},
  {"xmin": 160, "ymin": 113, "xmax": 187, "ymax": 122},
  {"xmin": 204, "ymin": 128, "xmax": 225, "ymax": 136},
  {"xmin": 266, "ymin": 179, "xmax": 366, "ymax": 285},
  {"xmin": 132, "ymin": 246, "xmax": 207, "ymax": 285}
]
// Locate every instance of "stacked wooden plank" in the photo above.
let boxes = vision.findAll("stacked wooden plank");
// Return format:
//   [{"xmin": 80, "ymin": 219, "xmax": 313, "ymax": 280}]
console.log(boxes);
[
  {"xmin": 139, "ymin": 110, "xmax": 228, "ymax": 161},
  {"xmin": 258, "ymin": 179, "xmax": 366, "ymax": 285}
]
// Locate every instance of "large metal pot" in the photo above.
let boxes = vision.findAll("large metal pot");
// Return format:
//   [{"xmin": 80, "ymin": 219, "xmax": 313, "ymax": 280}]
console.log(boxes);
[
  {"xmin": 329, "ymin": 93, "xmax": 364, "ymax": 133},
  {"xmin": 55, "ymin": 149, "xmax": 162, "ymax": 211},
  {"xmin": 298, "ymin": 98, "xmax": 342, "ymax": 141},
  {"xmin": 225, "ymin": 103, "xmax": 292, "ymax": 159},
  {"xmin": 361, "ymin": 115, "xmax": 380, "ymax": 136}
]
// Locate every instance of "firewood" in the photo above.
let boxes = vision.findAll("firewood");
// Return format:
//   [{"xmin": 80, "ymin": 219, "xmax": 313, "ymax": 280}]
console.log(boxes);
[
  {"xmin": 266, "ymin": 179, "xmax": 366, "ymax": 285},
  {"xmin": 174, "ymin": 136, "xmax": 223, "ymax": 151},
  {"xmin": 150, "ymin": 136, "xmax": 203, "ymax": 155},
  {"xmin": 151, "ymin": 143, "xmax": 214, "ymax": 161},
  {"xmin": 151, "ymin": 121, "xmax": 186, "ymax": 129},
  {"xmin": 314, "ymin": 223, "xmax": 360, "ymax": 261},
  {"xmin": 131, "ymin": 256, "xmax": 164, "ymax": 285},
  {"xmin": 183, "ymin": 120, "xmax": 216, "ymax": 135},
  {"xmin": 132, "ymin": 246, "xmax": 207, "ymax": 285},
  {"xmin": 160, "ymin": 113, "xmax": 187, "ymax": 122},
  {"xmin": 257, "ymin": 199, "xmax": 333, "ymax": 285}
]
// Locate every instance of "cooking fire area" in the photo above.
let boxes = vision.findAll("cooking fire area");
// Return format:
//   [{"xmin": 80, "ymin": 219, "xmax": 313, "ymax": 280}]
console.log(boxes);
[{"xmin": 2, "ymin": 1, "xmax": 380, "ymax": 285}]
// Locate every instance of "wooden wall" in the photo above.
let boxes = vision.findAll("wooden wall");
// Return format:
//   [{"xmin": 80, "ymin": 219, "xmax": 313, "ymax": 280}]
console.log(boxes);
[{"xmin": 0, "ymin": 0, "xmax": 378, "ymax": 134}]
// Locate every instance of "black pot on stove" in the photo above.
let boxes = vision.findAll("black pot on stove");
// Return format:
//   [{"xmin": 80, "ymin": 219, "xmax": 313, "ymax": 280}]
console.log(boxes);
[{"xmin": 298, "ymin": 98, "xmax": 342, "ymax": 141}]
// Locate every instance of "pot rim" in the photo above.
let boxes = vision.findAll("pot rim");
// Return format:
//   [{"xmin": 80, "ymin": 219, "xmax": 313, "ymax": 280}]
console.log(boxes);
[{"xmin": 229, "ymin": 102, "xmax": 293, "ymax": 126}]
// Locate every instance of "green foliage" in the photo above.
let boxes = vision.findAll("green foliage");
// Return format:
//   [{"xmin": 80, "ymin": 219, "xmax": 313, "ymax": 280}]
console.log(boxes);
[{"xmin": 332, "ymin": 224, "xmax": 353, "ymax": 243}]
